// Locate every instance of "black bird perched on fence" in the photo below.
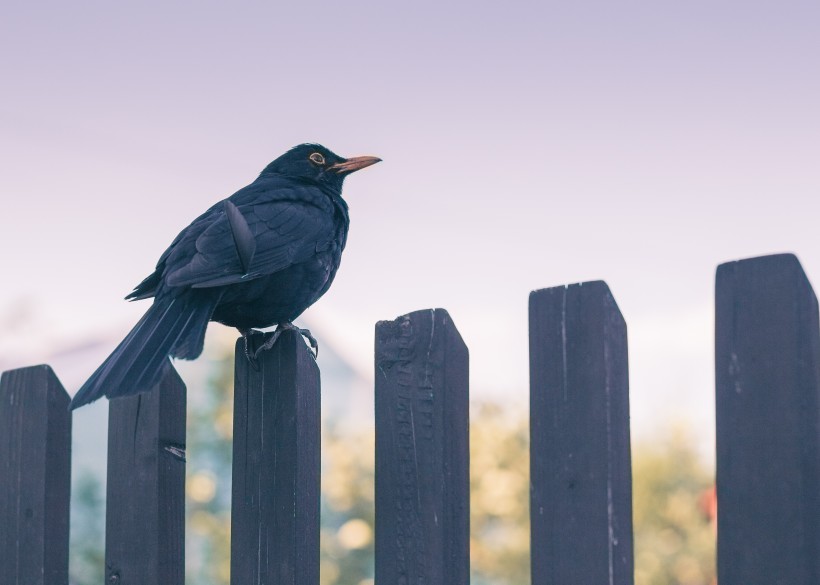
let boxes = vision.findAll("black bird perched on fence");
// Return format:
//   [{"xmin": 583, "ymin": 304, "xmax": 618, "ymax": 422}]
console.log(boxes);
[{"xmin": 70, "ymin": 143, "xmax": 380, "ymax": 409}]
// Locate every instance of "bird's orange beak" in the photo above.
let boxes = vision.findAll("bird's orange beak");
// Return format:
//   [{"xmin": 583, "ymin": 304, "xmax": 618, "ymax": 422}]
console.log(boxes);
[{"xmin": 330, "ymin": 155, "xmax": 382, "ymax": 175}]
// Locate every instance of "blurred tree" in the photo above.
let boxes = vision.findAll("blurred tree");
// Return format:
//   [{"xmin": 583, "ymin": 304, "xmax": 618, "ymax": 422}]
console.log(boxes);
[
  {"xmin": 320, "ymin": 424, "xmax": 375, "ymax": 585},
  {"xmin": 470, "ymin": 402, "xmax": 530, "ymax": 585},
  {"xmin": 632, "ymin": 429, "xmax": 716, "ymax": 585}
]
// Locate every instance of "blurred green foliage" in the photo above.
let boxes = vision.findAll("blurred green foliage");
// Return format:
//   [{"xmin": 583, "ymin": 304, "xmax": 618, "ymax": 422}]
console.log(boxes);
[
  {"xmin": 68, "ymin": 345, "xmax": 716, "ymax": 585},
  {"xmin": 470, "ymin": 403, "xmax": 530, "ymax": 585},
  {"xmin": 632, "ymin": 430, "xmax": 716, "ymax": 585}
]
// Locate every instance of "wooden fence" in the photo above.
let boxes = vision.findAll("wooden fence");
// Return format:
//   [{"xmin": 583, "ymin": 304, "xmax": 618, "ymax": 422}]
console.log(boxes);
[{"xmin": 1, "ymin": 252, "xmax": 819, "ymax": 584}]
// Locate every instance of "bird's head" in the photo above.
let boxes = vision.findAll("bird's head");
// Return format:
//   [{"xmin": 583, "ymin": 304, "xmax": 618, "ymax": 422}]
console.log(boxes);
[{"xmin": 260, "ymin": 143, "xmax": 381, "ymax": 191}]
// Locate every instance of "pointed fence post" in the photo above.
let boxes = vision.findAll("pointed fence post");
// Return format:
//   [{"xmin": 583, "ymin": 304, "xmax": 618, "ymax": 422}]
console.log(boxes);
[
  {"xmin": 105, "ymin": 365, "xmax": 187, "ymax": 585},
  {"xmin": 0, "ymin": 365, "xmax": 71, "ymax": 585},
  {"xmin": 375, "ymin": 308, "xmax": 470, "ymax": 585},
  {"xmin": 716, "ymin": 253, "xmax": 820, "ymax": 583},
  {"xmin": 230, "ymin": 329, "xmax": 321, "ymax": 585},
  {"xmin": 529, "ymin": 281, "xmax": 634, "ymax": 585}
]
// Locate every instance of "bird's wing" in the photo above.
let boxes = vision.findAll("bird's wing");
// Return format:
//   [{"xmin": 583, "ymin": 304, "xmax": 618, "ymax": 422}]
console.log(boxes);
[
  {"xmin": 164, "ymin": 183, "xmax": 338, "ymax": 289},
  {"xmin": 223, "ymin": 199, "xmax": 256, "ymax": 273}
]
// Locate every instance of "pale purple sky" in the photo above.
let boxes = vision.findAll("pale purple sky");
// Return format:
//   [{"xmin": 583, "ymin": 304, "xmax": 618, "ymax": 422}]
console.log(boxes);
[{"xmin": 2, "ymin": 0, "xmax": 819, "ymax": 447}]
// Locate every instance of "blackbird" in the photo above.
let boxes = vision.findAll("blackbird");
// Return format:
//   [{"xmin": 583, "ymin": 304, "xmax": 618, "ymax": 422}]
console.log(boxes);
[{"xmin": 70, "ymin": 143, "xmax": 380, "ymax": 409}]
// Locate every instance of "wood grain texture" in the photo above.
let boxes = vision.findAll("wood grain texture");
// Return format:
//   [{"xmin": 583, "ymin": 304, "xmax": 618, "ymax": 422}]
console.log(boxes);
[
  {"xmin": 105, "ymin": 366, "xmax": 186, "ymax": 585},
  {"xmin": 529, "ymin": 281, "xmax": 633, "ymax": 585},
  {"xmin": 0, "ymin": 365, "xmax": 71, "ymax": 585},
  {"xmin": 375, "ymin": 308, "xmax": 470, "ymax": 585},
  {"xmin": 230, "ymin": 329, "xmax": 320, "ymax": 585},
  {"xmin": 716, "ymin": 253, "xmax": 820, "ymax": 584}
]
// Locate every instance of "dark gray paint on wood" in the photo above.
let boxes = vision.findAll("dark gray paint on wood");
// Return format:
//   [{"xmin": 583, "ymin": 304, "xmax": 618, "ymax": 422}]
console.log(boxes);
[
  {"xmin": 231, "ymin": 329, "xmax": 321, "ymax": 585},
  {"xmin": 105, "ymin": 366, "xmax": 186, "ymax": 585},
  {"xmin": 375, "ymin": 308, "xmax": 470, "ymax": 585},
  {"xmin": 0, "ymin": 365, "xmax": 71, "ymax": 585},
  {"xmin": 716, "ymin": 253, "xmax": 820, "ymax": 583},
  {"xmin": 529, "ymin": 281, "xmax": 634, "ymax": 585}
]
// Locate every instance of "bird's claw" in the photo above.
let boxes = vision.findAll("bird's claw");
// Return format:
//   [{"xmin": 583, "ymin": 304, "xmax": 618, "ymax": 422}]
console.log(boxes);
[
  {"xmin": 240, "ymin": 323, "xmax": 318, "ymax": 367},
  {"xmin": 300, "ymin": 328, "xmax": 319, "ymax": 358},
  {"xmin": 240, "ymin": 329, "xmax": 262, "ymax": 370}
]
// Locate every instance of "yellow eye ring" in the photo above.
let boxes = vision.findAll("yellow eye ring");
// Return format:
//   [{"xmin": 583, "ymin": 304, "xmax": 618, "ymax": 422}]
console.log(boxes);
[{"xmin": 309, "ymin": 152, "xmax": 325, "ymax": 165}]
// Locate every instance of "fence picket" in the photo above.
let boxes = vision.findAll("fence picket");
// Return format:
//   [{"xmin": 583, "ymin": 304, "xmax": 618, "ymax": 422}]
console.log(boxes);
[
  {"xmin": 529, "ymin": 281, "xmax": 634, "ymax": 585},
  {"xmin": 105, "ymin": 366, "xmax": 186, "ymax": 585},
  {"xmin": 716, "ymin": 253, "xmax": 820, "ymax": 583},
  {"xmin": 375, "ymin": 308, "xmax": 470, "ymax": 585},
  {"xmin": 0, "ymin": 365, "xmax": 71, "ymax": 585},
  {"xmin": 230, "ymin": 329, "xmax": 321, "ymax": 585}
]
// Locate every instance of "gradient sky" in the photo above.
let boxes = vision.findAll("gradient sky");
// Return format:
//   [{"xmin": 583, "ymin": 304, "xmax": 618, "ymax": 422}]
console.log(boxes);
[{"xmin": 2, "ymin": 0, "xmax": 819, "ymax": 451}]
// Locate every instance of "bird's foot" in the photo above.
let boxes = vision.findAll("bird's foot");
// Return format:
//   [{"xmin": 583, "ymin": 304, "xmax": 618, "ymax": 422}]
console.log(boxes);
[
  {"xmin": 296, "ymin": 325, "xmax": 319, "ymax": 358},
  {"xmin": 238, "ymin": 323, "xmax": 318, "ymax": 366},
  {"xmin": 262, "ymin": 323, "xmax": 318, "ymax": 358}
]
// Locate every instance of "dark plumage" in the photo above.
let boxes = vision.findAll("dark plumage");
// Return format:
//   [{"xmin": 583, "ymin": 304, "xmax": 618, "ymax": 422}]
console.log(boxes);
[{"xmin": 70, "ymin": 143, "xmax": 380, "ymax": 409}]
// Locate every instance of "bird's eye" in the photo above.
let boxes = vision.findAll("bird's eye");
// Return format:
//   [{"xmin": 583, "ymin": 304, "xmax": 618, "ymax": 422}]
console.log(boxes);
[{"xmin": 309, "ymin": 152, "xmax": 326, "ymax": 165}]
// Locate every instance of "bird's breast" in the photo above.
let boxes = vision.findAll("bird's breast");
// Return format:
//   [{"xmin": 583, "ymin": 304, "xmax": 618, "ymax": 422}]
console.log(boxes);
[{"xmin": 210, "ymin": 249, "xmax": 341, "ymax": 330}]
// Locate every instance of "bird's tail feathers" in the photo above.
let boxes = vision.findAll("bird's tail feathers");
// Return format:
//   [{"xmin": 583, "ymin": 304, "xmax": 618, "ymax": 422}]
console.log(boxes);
[
  {"xmin": 70, "ymin": 291, "xmax": 221, "ymax": 409},
  {"xmin": 170, "ymin": 300, "xmax": 215, "ymax": 360}
]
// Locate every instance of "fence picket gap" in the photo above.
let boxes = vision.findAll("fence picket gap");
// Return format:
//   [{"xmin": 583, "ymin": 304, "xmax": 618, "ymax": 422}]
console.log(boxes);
[
  {"xmin": 529, "ymin": 281, "xmax": 634, "ymax": 585},
  {"xmin": 230, "ymin": 329, "xmax": 321, "ymax": 585},
  {"xmin": 105, "ymin": 366, "xmax": 186, "ymax": 585},
  {"xmin": 375, "ymin": 308, "xmax": 470, "ymax": 585},
  {"xmin": 0, "ymin": 365, "xmax": 72, "ymax": 585},
  {"xmin": 716, "ymin": 253, "xmax": 820, "ymax": 582}
]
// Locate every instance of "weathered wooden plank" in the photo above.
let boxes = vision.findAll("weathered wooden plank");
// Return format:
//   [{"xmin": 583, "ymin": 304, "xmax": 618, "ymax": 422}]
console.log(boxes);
[
  {"xmin": 105, "ymin": 366, "xmax": 186, "ymax": 585},
  {"xmin": 0, "ymin": 365, "xmax": 71, "ymax": 585},
  {"xmin": 375, "ymin": 308, "xmax": 470, "ymax": 585},
  {"xmin": 716, "ymin": 253, "xmax": 820, "ymax": 583},
  {"xmin": 230, "ymin": 329, "xmax": 321, "ymax": 585},
  {"xmin": 529, "ymin": 281, "xmax": 633, "ymax": 585}
]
